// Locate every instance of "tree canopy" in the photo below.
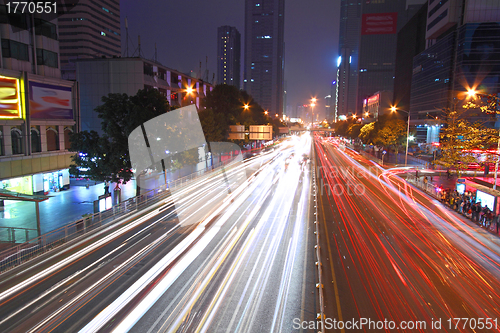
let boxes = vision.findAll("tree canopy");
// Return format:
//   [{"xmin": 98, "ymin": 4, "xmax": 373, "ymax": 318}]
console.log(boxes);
[
  {"xmin": 437, "ymin": 106, "xmax": 498, "ymax": 170},
  {"xmin": 199, "ymin": 84, "xmax": 276, "ymax": 146},
  {"xmin": 69, "ymin": 88, "xmax": 174, "ymax": 184}
]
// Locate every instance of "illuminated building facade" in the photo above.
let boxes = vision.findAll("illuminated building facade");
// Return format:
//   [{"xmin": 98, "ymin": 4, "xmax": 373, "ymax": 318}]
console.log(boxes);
[
  {"xmin": 76, "ymin": 57, "xmax": 214, "ymax": 134},
  {"xmin": 217, "ymin": 26, "xmax": 241, "ymax": 89},
  {"xmin": 0, "ymin": 4, "xmax": 78, "ymax": 198},
  {"xmin": 243, "ymin": 0, "xmax": 285, "ymax": 116}
]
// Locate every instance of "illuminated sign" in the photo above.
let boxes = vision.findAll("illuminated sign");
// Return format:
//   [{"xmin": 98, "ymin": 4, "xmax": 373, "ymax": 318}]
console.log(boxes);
[
  {"xmin": 367, "ymin": 93, "xmax": 380, "ymax": 105},
  {"xmin": 361, "ymin": 13, "xmax": 398, "ymax": 35},
  {"xmin": 0, "ymin": 76, "xmax": 22, "ymax": 119}
]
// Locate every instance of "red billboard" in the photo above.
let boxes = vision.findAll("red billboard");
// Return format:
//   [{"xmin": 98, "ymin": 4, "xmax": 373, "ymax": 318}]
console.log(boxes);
[{"xmin": 361, "ymin": 12, "xmax": 397, "ymax": 35}]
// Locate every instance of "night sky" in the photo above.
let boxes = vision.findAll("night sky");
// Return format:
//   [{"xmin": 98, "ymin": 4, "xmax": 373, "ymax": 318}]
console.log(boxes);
[{"xmin": 120, "ymin": 0, "xmax": 340, "ymax": 118}]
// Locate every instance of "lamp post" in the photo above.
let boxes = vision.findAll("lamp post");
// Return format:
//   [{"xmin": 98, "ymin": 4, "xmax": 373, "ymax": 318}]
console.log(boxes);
[
  {"xmin": 391, "ymin": 106, "xmax": 411, "ymax": 167},
  {"xmin": 467, "ymin": 89, "xmax": 500, "ymax": 190},
  {"xmin": 311, "ymin": 98, "xmax": 317, "ymax": 128}
]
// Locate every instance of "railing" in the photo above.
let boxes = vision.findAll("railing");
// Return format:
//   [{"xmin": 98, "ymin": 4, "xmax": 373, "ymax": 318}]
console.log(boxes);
[
  {"xmin": 0, "ymin": 227, "xmax": 38, "ymax": 244},
  {"xmin": 406, "ymin": 175, "xmax": 441, "ymax": 199},
  {"xmin": 0, "ymin": 158, "xmax": 238, "ymax": 274}
]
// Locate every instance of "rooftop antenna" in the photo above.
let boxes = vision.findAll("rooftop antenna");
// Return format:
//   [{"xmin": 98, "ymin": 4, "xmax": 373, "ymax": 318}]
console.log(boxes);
[
  {"xmin": 138, "ymin": 35, "xmax": 141, "ymax": 57},
  {"xmin": 205, "ymin": 56, "xmax": 209, "ymax": 82},
  {"xmin": 155, "ymin": 42, "xmax": 157, "ymax": 62},
  {"xmin": 125, "ymin": 17, "xmax": 129, "ymax": 57},
  {"xmin": 199, "ymin": 61, "xmax": 202, "ymax": 79}
]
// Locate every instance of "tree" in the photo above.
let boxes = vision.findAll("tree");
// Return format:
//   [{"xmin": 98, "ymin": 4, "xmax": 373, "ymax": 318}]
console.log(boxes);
[
  {"xmin": 69, "ymin": 88, "xmax": 174, "ymax": 189},
  {"xmin": 200, "ymin": 84, "xmax": 270, "ymax": 146},
  {"xmin": 347, "ymin": 123, "xmax": 363, "ymax": 139},
  {"xmin": 374, "ymin": 118, "xmax": 406, "ymax": 148},
  {"xmin": 359, "ymin": 122, "xmax": 375, "ymax": 144},
  {"xmin": 437, "ymin": 106, "xmax": 497, "ymax": 172}
]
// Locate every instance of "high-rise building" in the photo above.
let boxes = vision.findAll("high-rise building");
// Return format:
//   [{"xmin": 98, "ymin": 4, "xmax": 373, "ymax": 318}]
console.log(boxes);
[
  {"xmin": 58, "ymin": 0, "xmax": 121, "ymax": 80},
  {"xmin": 217, "ymin": 26, "xmax": 241, "ymax": 89},
  {"xmin": 356, "ymin": 0, "xmax": 426, "ymax": 114},
  {"xmin": 393, "ymin": 2, "xmax": 428, "ymax": 112},
  {"xmin": 335, "ymin": 0, "xmax": 362, "ymax": 119},
  {"xmin": 0, "ymin": 5, "xmax": 79, "ymax": 204},
  {"xmin": 407, "ymin": 0, "xmax": 500, "ymax": 143},
  {"xmin": 243, "ymin": 0, "xmax": 285, "ymax": 115}
]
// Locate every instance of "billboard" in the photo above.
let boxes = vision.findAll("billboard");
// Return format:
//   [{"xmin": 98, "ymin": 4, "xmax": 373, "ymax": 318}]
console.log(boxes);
[
  {"xmin": 29, "ymin": 81, "xmax": 73, "ymax": 119},
  {"xmin": 249, "ymin": 125, "xmax": 272, "ymax": 140},
  {"xmin": 361, "ymin": 13, "xmax": 397, "ymax": 35},
  {"xmin": 0, "ymin": 76, "xmax": 22, "ymax": 119}
]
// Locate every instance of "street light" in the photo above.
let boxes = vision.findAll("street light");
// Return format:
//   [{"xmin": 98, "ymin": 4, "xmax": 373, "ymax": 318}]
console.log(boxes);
[
  {"xmin": 466, "ymin": 89, "xmax": 500, "ymax": 189},
  {"xmin": 391, "ymin": 106, "xmax": 411, "ymax": 167},
  {"xmin": 311, "ymin": 98, "xmax": 317, "ymax": 127},
  {"xmin": 243, "ymin": 104, "xmax": 249, "ymax": 110}
]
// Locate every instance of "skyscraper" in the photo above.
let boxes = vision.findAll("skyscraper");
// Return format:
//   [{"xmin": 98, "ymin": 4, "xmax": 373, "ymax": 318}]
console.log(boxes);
[
  {"xmin": 217, "ymin": 26, "xmax": 241, "ymax": 89},
  {"xmin": 356, "ymin": 0, "xmax": 426, "ymax": 114},
  {"xmin": 335, "ymin": 0, "xmax": 362, "ymax": 119},
  {"xmin": 244, "ymin": 0, "xmax": 285, "ymax": 115},
  {"xmin": 58, "ymin": 0, "xmax": 121, "ymax": 80}
]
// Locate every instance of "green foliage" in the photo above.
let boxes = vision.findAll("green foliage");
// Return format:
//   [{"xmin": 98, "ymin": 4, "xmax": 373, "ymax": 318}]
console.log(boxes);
[
  {"xmin": 333, "ymin": 119, "xmax": 355, "ymax": 137},
  {"xmin": 69, "ymin": 88, "xmax": 173, "ymax": 184},
  {"xmin": 200, "ymin": 84, "xmax": 271, "ymax": 146},
  {"xmin": 437, "ymin": 107, "xmax": 498, "ymax": 170},
  {"xmin": 374, "ymin": 118, "xmax": 406, "ymax": 147},
  {"xmin": 359, "ymin": 122, "xmax": 375, "ymax": 144},
  {"xmin": 347, "ymin": 123, "xmax": 363, "ymax": 139}
]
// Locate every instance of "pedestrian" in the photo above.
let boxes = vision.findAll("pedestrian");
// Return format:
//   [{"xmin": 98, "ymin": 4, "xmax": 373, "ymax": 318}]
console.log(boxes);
[
  {"xmin": 447, "ymin": 169, "xmax": 451, "ymax": 179},
  {"xmin": 104, "ymin": 180, "xmax": 110, "ymax": 195}
]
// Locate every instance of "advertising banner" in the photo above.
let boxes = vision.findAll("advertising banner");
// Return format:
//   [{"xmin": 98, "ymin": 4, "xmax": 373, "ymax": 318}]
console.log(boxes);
[
  {"xmin": 0, "ymin": 76, "xmax": 22, "ymax": 119},
  {"xmin": 361, "ymin": 13, "xmax": 398, "ymax": 35},
  {"xmin": 29, "ymin": 81, "xmax": 73, "ymax": 119}
]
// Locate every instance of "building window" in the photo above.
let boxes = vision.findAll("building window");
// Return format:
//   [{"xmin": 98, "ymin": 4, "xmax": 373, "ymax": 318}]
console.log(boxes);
[
  {"xmin": 143, "ymin": 62, "xmax": 153, "ymax": 76},
  {"xmin": 64, "ymin": 127, "xmax": 72, "ymax": 150},
  {"xmin": 31, "ymin": 127, "xmax": 41, "ymax": 153},
  {"xmin": 34, "ymin": 18, "xmax": 57, "ymax": 40},
  {"xmin": 46, "ymin": 127, "xmax": 59, "ymax": 151},
  {"xmin": 2, "ymin": 39, "xmax": 29, "ymax": 61},
  {"xmin": 0, "ymin": 5, "xmax": 27, "ymax": 29},
  {"xmin": 36, "ymin": 48, "xmax": 58, "ymax": 68},
  {"xmin": 11, "ymin": 128, "xmax": 23, "ymax": 155}
]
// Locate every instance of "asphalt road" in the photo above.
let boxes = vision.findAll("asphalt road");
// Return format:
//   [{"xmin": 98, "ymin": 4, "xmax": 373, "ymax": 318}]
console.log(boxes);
[
  {"xmin": 0, "ymin": 134, "xmax": 318, "ymax": 333},
  {"xmin": 315, "ymin": 136, "xmax": 500, "ymax": 332}
]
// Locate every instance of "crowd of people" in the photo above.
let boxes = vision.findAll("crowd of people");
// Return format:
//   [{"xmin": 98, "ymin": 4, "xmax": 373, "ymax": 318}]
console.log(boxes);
[{"xmin": 438, "ymin": 189, "xmax": 499, "ymax": 230}]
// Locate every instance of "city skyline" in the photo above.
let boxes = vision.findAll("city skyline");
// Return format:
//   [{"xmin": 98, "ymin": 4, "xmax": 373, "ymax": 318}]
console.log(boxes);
[{"xmin": 120, "ymin": 0, "xmax": 340, "ymax": 115}]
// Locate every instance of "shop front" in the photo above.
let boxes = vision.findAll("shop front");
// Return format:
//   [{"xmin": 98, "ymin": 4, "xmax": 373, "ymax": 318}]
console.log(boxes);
[
  {"xmin": 0, "ymin": 169, "xmax": 70, "ymax": 197},
  {"xmin": 33, "ymin": 169, "xmax": 70, "ymax": 195}
]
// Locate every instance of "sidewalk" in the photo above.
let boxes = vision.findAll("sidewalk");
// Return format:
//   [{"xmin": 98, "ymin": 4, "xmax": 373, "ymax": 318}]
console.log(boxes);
[{"xmin": 0, "ymin": 179, "xmax": 136, "ymax": 238}]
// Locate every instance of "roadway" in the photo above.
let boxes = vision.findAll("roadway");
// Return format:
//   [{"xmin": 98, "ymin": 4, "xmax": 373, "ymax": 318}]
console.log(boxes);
[
  {"xmin": 316, "ymin": 136, "xmax": 500, "ymax": 332},
  {"xmin": 0, "ymin": 134, "xmax": 317, "ymax": 332}
]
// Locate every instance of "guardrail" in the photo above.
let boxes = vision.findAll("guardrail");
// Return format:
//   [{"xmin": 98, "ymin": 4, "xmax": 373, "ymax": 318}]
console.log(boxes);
[
  {"xmin": 0, "ymin": 227, "xmax": 38, "ymax": 244},
  {"xmin": 0, "ymin": 158, "xmax": 237, "ymax": 274},
  {"xmin": 406, "ymin": 175, "xmax": 441, "ymax": 199},
  {"xmin": 312, "ymin": 141, "xmax": 325, "ymax": 331}
]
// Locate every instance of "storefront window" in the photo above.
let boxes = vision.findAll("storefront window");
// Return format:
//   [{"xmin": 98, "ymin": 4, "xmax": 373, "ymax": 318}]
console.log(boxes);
[{"xmin": 0, "ymin": 176, "xmax": 33, "ymax": 195}]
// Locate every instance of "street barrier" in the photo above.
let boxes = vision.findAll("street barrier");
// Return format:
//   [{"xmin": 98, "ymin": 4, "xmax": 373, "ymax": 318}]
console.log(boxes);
[{"xmin": 0, "ymin": 158, "xmax": 236, "ymax": 274}]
